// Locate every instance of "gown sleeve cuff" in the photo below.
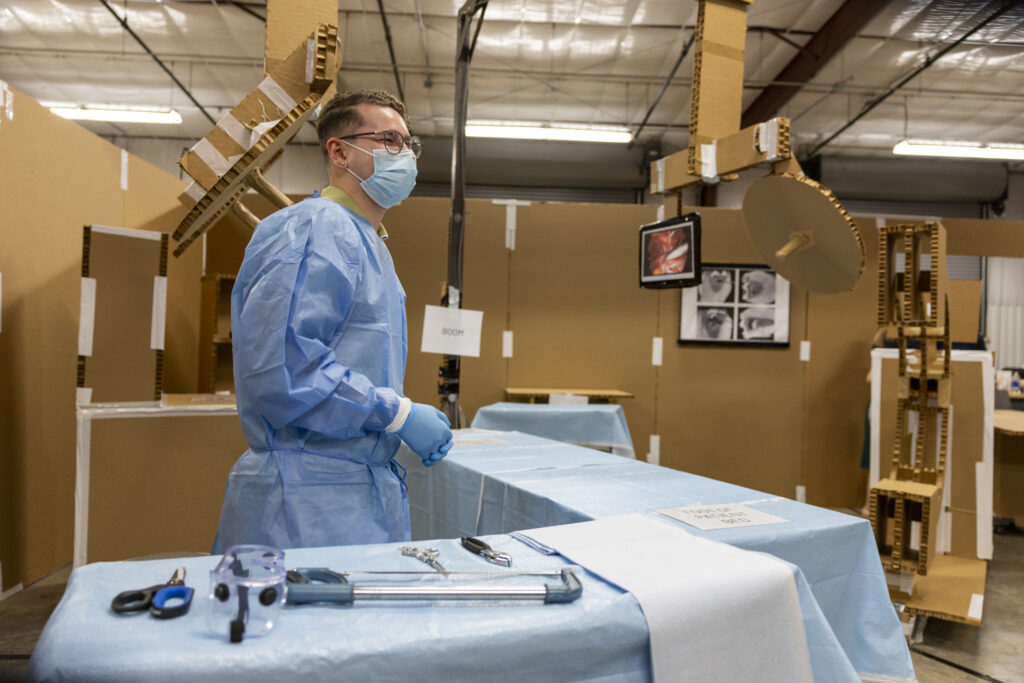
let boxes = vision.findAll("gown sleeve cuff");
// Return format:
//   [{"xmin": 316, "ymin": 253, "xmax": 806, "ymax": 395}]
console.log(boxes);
[{"xmin": 384, "ymin": 396, "xmax": 413, "ymax": 433}]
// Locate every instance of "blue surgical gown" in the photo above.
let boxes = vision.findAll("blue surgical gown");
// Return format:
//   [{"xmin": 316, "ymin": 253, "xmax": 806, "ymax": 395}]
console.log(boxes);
[{"xmin": 213, "ymin": 193, "xmax": 410, "ymax": 552}]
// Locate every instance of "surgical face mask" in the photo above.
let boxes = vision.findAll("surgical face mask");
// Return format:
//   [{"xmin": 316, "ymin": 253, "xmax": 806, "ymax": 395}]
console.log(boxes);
[{"xmin": 342, "ymin": 140, "xmax": 418, "ymax": 209}]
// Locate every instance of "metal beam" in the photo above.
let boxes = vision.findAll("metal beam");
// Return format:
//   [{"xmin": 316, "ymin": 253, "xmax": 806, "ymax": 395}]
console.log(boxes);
[
  {"xmin": 741, "ymin": 0, "xmax": 892, "ymax": 128},
  {"xmin": 805, "ymin": 0, "xmax": 1017, "ymax": 158},
  {"xmin": 629, "ymin": 30, "xmax": 695, "ymax": 146},
  {"xmin": 98, "ymin": 0, "xmax": 216, "ymax": 124}
]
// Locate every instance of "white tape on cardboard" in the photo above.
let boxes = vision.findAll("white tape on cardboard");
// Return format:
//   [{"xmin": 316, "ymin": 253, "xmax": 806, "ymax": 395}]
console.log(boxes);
[
  {"xmin": 757, "ymin": 119, "xmax": 780, "ymax": 161},
  {"xmin": 795, "ymin": 485, "xmax": 806, "ymax": 503},
  {"xmin": 120, "ymin": 149, "xmax": 128, "ymax": 191},
  {"xmin": 1, "ymin": 80, "xmax": 12, "ymax": 121},
  {"xmin": 447, "ymin": 286, "xmax": 461, "ymax": 309},
  {"xmin": 305, "ymin": 38, "xmax": 316, "ymax": 83},
  {"xmin": 90, "ymin": 224, "xmax": 162, "ymax": 241},
  {"xmin": 191, "ymin": 138, "xmax": 233, "ymax": 177},
  {"xmin": 968, "ymin": 593, "xmax": 984, "ymax": 621},
  {"xmin": 76, "ymin": 387, "xmax": 92, "ymax": 406},
  {"xmin": 257, "ymin": 77, "xmax": 297, "ymax": 114},
  {"xmin": 800, "ymin": 340, "xmax": 811, "ymax": 362},
  {"xmin": 885, "ymin": 570, "xmax": 914, "ymax": 594},
  {"xmin": 217, "ymin": 112, "xmax": 253, "ymax": 149},
  {"xmin": 656, "ymin": 204, "xmax": 665, "ymax": 222},
  {"xmin": 648, "ymin": 434, "xmax": 660, "ymax": 466},
  {"xmin": 979, "ymin": 350, "xmax": 994, "ymax": 560},
  {"xmin": 151, "ymin": 276, "xmax": 167, "ymax": 350},
  {"xmin": 505, "ymin": 204, "xmax": 517, "ymax": 250},
  {"xmin": 421, "ymin": 304, "xmax": 483, "ymax": 357},
  {"xmin": 655, "ymin": 158, "xmax": 665, "ymax": 193},
  {"xmin": 185, "ymin": 181, "xmax": 206, "ymax": 202},
  {"xmin": 976, "ymin": 461, "xmax": 994, "ymax": 560},
  {"xmin": 700, "ymin": 141, "xmax": 719, "ymax": 182},
  {"xmin": 74, "ymin": 408, "xmax": 92, "ymax": 567},
  {"xmin": 909, "ymin": 520, "xmax": 921, "ymax": 551},
  {"xmin": 78, "ymin": 277, "xmax": 97, "ymax": 357},
  {"xmin": 652, "ymin": 336, "xmax": 663, "ymax": 366},
  {"xmin": 502, "ymin": 330, "xmax": 513, "ymax": 358},
  {"xmin": 549, "ymin": 392, "xmax": 587, "ymax": 406}
]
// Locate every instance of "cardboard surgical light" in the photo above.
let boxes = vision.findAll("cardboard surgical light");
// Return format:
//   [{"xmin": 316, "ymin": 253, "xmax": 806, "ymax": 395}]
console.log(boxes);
[
  {"xmin": 649, "ymin": 0, "xmax": 864, "ymax": 293},
  {"xmin": 172, "ymin": 24, "xmax": 341, "ymax": 256}
]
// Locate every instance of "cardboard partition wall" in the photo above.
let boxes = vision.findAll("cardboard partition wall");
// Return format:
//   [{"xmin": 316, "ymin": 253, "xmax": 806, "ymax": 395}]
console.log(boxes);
[
  {"xmin": 78, "ymin": 225, "xmax": 168, "ymax": 403},
  {"xmin": 0, "ymin": 86, "xmax": 201, "ymax": 590},
  {"xmin": 993, "ymin": 410, "xmax": 1024, "ymax": 522},
  {"xmin": 75, "ymin": 402, "xmax": 246, "ymax": 565}
]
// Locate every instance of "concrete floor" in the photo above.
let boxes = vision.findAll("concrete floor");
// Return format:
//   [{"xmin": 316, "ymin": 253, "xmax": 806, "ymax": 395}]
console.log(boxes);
[{"xmin": 1, "ymin": 529, "xmax": 1022, "ymax": 682}]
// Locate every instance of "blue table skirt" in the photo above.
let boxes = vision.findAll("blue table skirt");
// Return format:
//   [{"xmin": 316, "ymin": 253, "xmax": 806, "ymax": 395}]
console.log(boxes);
[{"xmin": 398, "ymin": 429, "xmax": 915, "ymax": 681}]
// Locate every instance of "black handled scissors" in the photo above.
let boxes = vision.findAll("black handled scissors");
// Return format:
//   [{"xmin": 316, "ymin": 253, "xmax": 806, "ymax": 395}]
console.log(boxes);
[{"xmin": 111, "ymin": 566, "xmax": 194, "ymax": 619}]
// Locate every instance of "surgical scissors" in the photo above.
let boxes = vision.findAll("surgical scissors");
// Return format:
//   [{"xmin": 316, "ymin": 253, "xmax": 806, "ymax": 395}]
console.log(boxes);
[{"xmin": 111, "ymin": 566, "xmax": 194, "ymax": 619}]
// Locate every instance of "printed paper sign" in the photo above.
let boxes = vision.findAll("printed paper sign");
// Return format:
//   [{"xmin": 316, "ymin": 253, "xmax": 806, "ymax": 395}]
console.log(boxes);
[
  {"xmin": 421, "ymin": 305, "xmax": 483, "ymax": 357},
  {"xmin": 655, "ymin": 503, "xmax": 789, "ymax": 530}
]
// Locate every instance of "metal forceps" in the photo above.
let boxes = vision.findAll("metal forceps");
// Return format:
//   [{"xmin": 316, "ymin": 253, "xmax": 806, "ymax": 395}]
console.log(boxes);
[
  {"xmin": 399, "ymin": 546, "xmax": 448, "ymax": 575},
  {"xmin": 111, "ymin": 566, "xmax": 194, "ymax": 619}
]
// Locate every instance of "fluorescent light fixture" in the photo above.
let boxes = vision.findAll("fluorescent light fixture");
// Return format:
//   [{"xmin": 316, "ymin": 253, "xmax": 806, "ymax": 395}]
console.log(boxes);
[
  {"xmin": 466, "ymin": 120, "xmax": 632, "ymax": 144},
  {"xmin": 45, "ymin": 104, "xmax": 182, "ymax": 124},
  {"xmin": 893, "ymin": 139, "xmax": 1024, "ymax": 161}
]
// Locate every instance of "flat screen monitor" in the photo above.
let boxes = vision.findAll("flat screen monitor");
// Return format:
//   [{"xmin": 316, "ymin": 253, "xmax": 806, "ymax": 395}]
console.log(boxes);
[{"xmin": 639, "ymin": 212, "xmax": 701, "ymax": 289}]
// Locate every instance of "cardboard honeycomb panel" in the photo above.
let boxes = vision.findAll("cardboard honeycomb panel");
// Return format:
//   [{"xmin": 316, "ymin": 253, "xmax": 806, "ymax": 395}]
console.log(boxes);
[
  {"xmin": 903, "ymin": 553, "xmax": 987, "ymax": 625},
  {"xmin": 877, "ymin": 223, "xmax": 948, "ymax": 329},
  {"xmin": 878, "ymin": 356, "xmax": 988, "ymax": 560},
  {"xmin": 265, "ymin": 0, "xmax": 338, "ymax": 75},
  {"xmin": 870, "ymin": 478, "xmax": 943, "ymax": 575},
  {"xmin": 78, "ymin": 226, "xmax": 167, "ymax": 402},
  {"xmin": 174, "ymin": 25, "xmax": 340, "ymax": 256},
  {"xmin": 688, "ymin": 0, "xmax": 751, "ymax": 152},
  {"xmin": 84, "ymin": 412, "xmax": 246, "ymax": 562},
  {"xmin": 651, "ymin": 118, "xmax": 791, "ymax": 193}
]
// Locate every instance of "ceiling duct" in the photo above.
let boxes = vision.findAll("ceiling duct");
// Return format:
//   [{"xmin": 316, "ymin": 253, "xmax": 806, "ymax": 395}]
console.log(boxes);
[{"xmin": 815, "ymin": 156, "xmax": 1008, "ymax": 204}]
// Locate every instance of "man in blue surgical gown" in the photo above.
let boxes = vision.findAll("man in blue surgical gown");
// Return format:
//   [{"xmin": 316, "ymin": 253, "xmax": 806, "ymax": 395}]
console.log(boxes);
[{"xmin": 213, "ymin": 89, "xmax": 453, "ymax": 551}]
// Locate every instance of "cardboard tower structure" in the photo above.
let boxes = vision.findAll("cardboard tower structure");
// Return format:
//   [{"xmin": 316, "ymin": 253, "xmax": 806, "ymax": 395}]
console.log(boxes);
[
  {"xmin": 649, "ymin": 0, "xmax": 864, "ymax": 295},
  {"xmin": 870, "ymin": 222, "xmax": 952, "ymax": 594}
]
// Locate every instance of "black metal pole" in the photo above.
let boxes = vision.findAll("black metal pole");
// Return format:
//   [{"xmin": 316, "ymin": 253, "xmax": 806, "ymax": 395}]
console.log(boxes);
[
  {"xmin": 376, "ymin": 0, "xmax": 407, "ymax": 103},
  {"xmin": 439, "ymin": 0, "xmax": 487, "ymax": 426}
]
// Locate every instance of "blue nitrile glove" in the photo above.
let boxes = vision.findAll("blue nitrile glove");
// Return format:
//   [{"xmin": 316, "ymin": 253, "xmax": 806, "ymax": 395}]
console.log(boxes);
[{"xmin": 397, "ymin": 403, "xmax": 454, "ymax": 466}]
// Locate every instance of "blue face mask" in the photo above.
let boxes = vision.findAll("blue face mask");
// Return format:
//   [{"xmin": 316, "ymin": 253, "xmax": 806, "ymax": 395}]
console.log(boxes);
[{"xmin": 343, "ymin": 141, "xmax": 418, "ymax": 209}]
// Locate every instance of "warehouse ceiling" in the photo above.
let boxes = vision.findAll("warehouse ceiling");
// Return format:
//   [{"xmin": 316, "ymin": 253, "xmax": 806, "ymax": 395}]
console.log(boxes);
[{"xmin": 1, "ymin": 0, "xmax": 1023, "ymax": 188}]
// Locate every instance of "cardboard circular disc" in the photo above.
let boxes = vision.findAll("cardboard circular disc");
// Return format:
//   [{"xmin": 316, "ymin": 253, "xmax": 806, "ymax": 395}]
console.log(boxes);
[{"xmin": 742, "ymin": 174, "xmax": 865, "ymax": 293}]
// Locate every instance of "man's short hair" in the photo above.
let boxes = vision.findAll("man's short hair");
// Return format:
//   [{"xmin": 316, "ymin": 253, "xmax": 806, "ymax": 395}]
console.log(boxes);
[{"xmin": 316, "ymin": 89, "xmax": 409, "ymax": 158}]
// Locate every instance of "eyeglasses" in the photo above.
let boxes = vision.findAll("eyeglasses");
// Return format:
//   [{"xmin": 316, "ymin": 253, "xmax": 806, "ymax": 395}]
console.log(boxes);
[{"xmin": 337, "ymin": 130, "xmax": 422, "ymax": 159}]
